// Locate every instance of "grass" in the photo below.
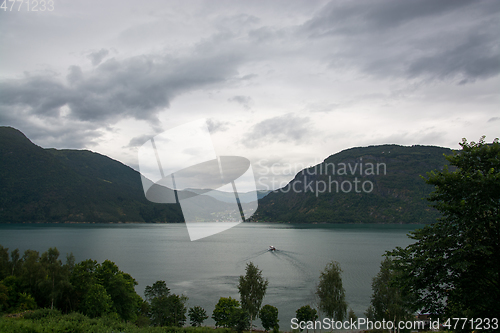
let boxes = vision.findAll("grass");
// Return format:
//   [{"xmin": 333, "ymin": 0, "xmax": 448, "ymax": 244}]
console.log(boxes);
[{"xmin": 0, "ymin": 309, "xmax": 234, "ymax": 333}]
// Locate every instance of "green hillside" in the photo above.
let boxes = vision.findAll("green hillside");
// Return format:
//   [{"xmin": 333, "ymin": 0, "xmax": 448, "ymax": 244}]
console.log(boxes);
[
  {"xmin": 1, "ymin": 127, "xmax": 454, "ymax": 224},
  {"xmin": 0, "ymin": 127, "xmax": 184, "ymax": 223},
  {"xmin": 252, "ymin": 144, "xmax": 453, "ymax": 223}
]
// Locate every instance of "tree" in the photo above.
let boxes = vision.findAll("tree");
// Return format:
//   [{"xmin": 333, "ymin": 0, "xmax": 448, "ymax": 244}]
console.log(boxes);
[
  {"xmin": 316, "ymin": 261, "xmax": 347, "ymax": 321},
  {"xmin": 96, "ymin": 260, "xmax": 142, "ymax": 321},
  {"xmin": 348, "ymin": 308, "xmax": 357, "ymax": 322},
  {"xmin": 145, "ymin": 280, "xmax": 170, "ymax": 302},
  {"xmin": 189, "ymin": 305, "xmax": 208, "ymax": 327},
  {"xmin": 169, "ymin": 294, "xmax": 188, "ymax": 327},
  {"xmin": 145, "ymin": 281, "xmax": 187, "ymax": 327},
  {"xmin": 0, "ymin": 245, "xmax": 9, "ymax": 280},
  {"xmin": 80, "ymin": 283, "xmax": 112, "ymax": 318},
  {"xmin": 9, "ymin": 249, "xmax": 21, "ymax": 277},
  {"xmin": 20, "ymin": 249, "xmax": 46, "ymax": 306},
  {"xmin": 230, "ymin": 307, "xmax": 251, "ymax": 333},
  {"xmin": 259, "ymin": 304, "xmax": 279, "ymax": 332},
  {"xmin": 295, "ymin": 305, "xmax": 318, "ymax": 333},
  {"xmin": 212, "ymin": 296, "xmax": 240, "ymax": 328},
  {"xmin": 70, "ymin": 259, "xmax": 99, "ymax": 312},
  {"xmin": 365, "ymin": 257, "xmax": 413, "ymax": 323},
  {"xmin": 388, "ymin": 137, "xmax": 500, "ymax": 323},
  {"xmin": 238, "ymin": 261, "xmax": 269, "ymax": 332},
  {"xmin": 39, "ymin": 247, "xmax": 64, "ymax": 309}
]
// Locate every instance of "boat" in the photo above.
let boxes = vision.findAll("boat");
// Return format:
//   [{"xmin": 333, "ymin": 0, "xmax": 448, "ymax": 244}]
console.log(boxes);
[{"xmin": 268, "ymin": 245, "xmax": 276, "ymax": 251}]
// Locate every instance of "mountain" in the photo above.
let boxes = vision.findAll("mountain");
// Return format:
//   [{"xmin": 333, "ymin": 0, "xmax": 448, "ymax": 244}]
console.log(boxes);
[
  {"xmin": 0, "ymin": 126, "xmax": 184, "ymax": 223},
  {"xmin": 251, "ymin": 144, "xmax": 453, "ymax": 224},
  {"xmin": 1, "ymin": 127, "xmax": 454, "ymax": 224},
  {"xmin": 184, "ymin": 188, "xmax": 270, "ymax": 203}
]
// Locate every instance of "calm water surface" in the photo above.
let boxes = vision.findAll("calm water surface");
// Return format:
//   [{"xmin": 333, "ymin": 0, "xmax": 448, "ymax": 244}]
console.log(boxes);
[{"xmin": 0, "ymin": 222, "xmax": 421, "ymax": 328}]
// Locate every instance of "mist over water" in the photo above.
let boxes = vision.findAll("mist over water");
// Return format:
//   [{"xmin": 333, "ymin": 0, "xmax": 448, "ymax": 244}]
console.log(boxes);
[{"xmin": 0, "ymin": 222, "xmax": 419, "ymax": 329}]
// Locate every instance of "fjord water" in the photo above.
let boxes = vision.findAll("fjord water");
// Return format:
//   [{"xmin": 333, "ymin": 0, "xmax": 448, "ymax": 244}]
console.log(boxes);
[{"xmin": 0, "ymin": 223, "xmax": 419, "ymax": 328}]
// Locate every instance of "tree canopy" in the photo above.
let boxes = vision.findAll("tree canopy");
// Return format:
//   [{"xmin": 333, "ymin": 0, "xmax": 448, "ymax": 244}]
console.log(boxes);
[
  {"xmin": 295, "ymin": 305, "xmax": 318, "ymax": 333},
  {"xmin": 259, "ymin": 304, "xmax": 279, "ymax": 332},
  {"xmin": 212, "ymin": 296, "xmax": 240, "ymax": 328},
  {"xmin": 388, "ymin": 137, "xmax": 500, "ymax": 323},
  {"xmin": 365, "ymin": 257, "xmax": 413, "ymax": 323},
  {"xmin": 238, "ymin": 261, "xmax": 268, "ymax": 331},
  {"xmin": 188, "ymin": 305, "xmax": 208, "ymax": 327},
  {"xmin": 316, "ymin": 261, "xmax": 347, "ymax": 321},
  {"xmin": 0, "ymin": 246, "xmax": 143, "ymax": 322},
  {"xmin": 144, "ymin": 280, "xmax": 187, "ymax": 327}
]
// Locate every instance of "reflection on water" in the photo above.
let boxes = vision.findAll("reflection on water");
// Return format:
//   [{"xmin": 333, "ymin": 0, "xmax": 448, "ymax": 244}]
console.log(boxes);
[{"xmin": 0, "ymin": 222, "xmax": 420, "ymax": 329}]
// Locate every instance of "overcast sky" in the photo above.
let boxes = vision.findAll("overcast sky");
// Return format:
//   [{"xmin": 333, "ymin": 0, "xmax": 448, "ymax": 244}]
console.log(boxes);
[{"xmin": 1, "ymin": 0, "xmax": 499, "ymax": 190}]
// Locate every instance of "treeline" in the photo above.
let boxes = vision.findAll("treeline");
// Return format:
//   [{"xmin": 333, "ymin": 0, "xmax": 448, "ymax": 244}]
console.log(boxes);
[
  {"xmin": 0, "ymin": 245, "xmax": 358, "ymax": 332},
  {"xmin": 0, "ymin": 246, "xmax": 141, "ymax": 320},
  {"xmin": 0, "ymin": 246, "xmax": 280, "ymax": 332}
]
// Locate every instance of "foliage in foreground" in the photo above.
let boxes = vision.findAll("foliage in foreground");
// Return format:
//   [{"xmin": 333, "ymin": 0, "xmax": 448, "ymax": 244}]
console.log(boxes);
[
  {"xmin": 259, "ymin": 304, "xmax": 279, "ymax": 332},
  {"xmin": 0, "ymin": 246, "xmax": 143, "ymax": 322},
  {"xmin": 0, "ymin": 309, "xmax": 233, "ymax": 333},
  {"xmin": 238, "ymin": 262, "xmax": 268, "ymax": 331},
  {"xmin": 315, "ymin": 261, "xmax": 347, "ymax": 321},
  {"xmin": 365, "ymin": 257, "xmax": 414, "ymax": 326},
  {"xmin": 388, "ymin": 137, "xmax": 500, "ymax": 329}
]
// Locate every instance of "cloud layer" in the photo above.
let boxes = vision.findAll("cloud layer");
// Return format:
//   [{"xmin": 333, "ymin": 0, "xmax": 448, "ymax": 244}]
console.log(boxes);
[{"xmin": 0, "ymin": 0, "xmax": 498, "ymax": 182}]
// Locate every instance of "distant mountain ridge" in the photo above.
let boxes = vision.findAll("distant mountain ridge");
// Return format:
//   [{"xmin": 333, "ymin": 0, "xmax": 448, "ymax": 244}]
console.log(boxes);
[
  {"xmin": 0, "ymin": 126, "xmax": 184, "ymax": 223},
  {"xmin": 184, "ymin": 188, "xmax": 270, "ymax": 203},
  {"xmin": 252, "ymin": 144, "xmax": 453, "ymax": 224},
  {"xmin": 1, "ymin": 127, "xmax": 452, "ymax": 224}
]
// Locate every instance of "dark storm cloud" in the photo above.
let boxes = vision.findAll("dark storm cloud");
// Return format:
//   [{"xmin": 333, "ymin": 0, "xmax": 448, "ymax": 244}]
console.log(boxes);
[
  {"xmin": 88, "ymin": 49, "xmax": 110, "ymax": 66},
  {"xmin": 242, "ymin": 113, "xmax": 311, "ymax": 148},
  {"xmin": 488, "ymin": 117, "xmax": 500, "ymax": 123},
  {"xmin": 304, "ymin": 0, "xmax": 475, "ymax": 35},
  {"xmin": 0, "ymin": 52, "xmax": 244, "ymax": 125},
  {"xmin": 302, "ymin": 0, "xmax": 500, "ymax": 82},
  {"xmin": 0, "ymin": 107, "xmax": 103, "ymax": 149}
]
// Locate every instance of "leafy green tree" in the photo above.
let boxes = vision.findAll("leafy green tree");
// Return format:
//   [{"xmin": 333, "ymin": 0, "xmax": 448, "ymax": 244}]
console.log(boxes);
[
  {"xmin": 136, "ymin": 300, "xmax": 152, "ymax": 327},
  {"xmin": 57, "ymin": 253, "xmax": 75, "ymax": 313},
  {"xmin": 39, "ymin": 247, "xmax": 64, "ymax": 309},
  {"xmin": 238, "ymin": 262, "xmax": 269, "ymax": 331},
  {"xmin": 295, "ymin": 305, "xmax": 318, "ymax": 333},
  {"xmin": 365, "ymin": 257, "xmax": 413, "ymax": 324},
  {"xmin": 0, "ymin": 281, "xmax": 8, "ymax": 312},
  {"xmin": 19, "ymin": 249, "xmax": 46, "ymax": 306},
  {"xmin": 80, "ymin": 283, "xmax": 112, "ymax": 318},
  {"xmin": 168, "ymin": 294, "xmax": 188, "ymax": 327},
  {"xmin": 316, "ymin": 261, "xmax": 347, "ymax": 321},
  {"xmin": 388, "ymin": 137, "xmax": 500, "ymax": 322},
  {"xmin": 9, "ymin": 249, "xmax": 21, "ymax": 277},
  {"xmin": 16, "ymin": 292, "xmax": 37, "ymax": 311},
  {"xmin": 96, "ymin": 260, "xmax": 142, "ymax": 321},
  {"xmin": 144, "ymin": 280, "xmax": 170, "ymax": 302},
  {"xmin": 150, "ymin": 293, "xmax": 187, "ymax": 327},
  {"xmin": 230, "ymin": 307, "xmax": 250, "ymax": 333},
  {"xmin": 212, "ymin": 296, "xmax": 240, "ymax": 328},
  {"xmin": 70, "ymin": 259, "xmax": 99, "ymax": 312},
  {"xmin": 145, "ymin": 281, "xmax": 187, "ymax": 327},
  {"xmin": 1, "ymin": 276, "xmax": 24, "ymax": 312},
  {"xmin": 259, "ymin": 304, "xmax": 279, "ymax": 332},
  {"xmin": 348, "ymin": 308, "xmax": 357, "ymax": 322},
  {"xmin": 0, "ymin": 245, "xmax": 9, "ymax": 280},
  {"xmin": 188, "ymin": 305, "xmax": 208, "ymax": 327}
]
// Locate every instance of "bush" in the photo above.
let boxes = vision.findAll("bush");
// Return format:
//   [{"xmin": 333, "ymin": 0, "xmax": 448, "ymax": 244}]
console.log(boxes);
[{"xmin": 23, "ymin": 308, "xmax": 61, "ymax": 320}]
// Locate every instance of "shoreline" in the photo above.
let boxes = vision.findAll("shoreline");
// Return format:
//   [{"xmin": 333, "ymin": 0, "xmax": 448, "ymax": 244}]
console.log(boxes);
[{"xmin": 0, "ymin": 221, "xmax": 429, "ymax": 225}]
